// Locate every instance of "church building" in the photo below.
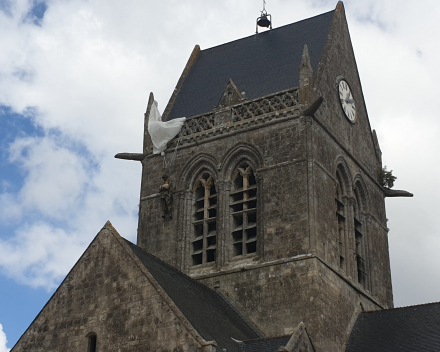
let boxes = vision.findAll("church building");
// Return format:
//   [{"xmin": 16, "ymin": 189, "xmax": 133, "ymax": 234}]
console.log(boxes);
[{"xmin": 11, "ymin": 2, "xmax": 440, "ymax": 352}]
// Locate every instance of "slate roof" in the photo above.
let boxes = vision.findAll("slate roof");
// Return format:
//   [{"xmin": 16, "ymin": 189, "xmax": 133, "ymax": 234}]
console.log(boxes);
[
  {"xmin": 167, "ymin": 10, "xmax": 334, "ymax": 120},
  {"xmin": 240, "ymin": 335, "xmax": 291, "ymax": 352},
  {"xmin": 124, "ymin": 240, "xmax": 260, "ymax": 352},
  {"xmin": 345, "ymin": 302, "xmax": 440, "ymax": 352}
]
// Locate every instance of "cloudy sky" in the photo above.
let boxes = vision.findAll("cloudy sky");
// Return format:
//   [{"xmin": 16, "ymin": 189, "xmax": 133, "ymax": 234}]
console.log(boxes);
[{"xmin": 1, "ymin": 0, "xmax": 440, "ymax": 349}]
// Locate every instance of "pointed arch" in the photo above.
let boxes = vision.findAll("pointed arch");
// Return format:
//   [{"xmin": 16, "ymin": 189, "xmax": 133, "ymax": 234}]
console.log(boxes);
[
  {"xmin": 220, "ymin": 142, "xmax": 263, "ymax": 181},
  {"xmin": 353, "ymin": 174, "xmax": 369, "ymax": 214},
  {"xmin": 335, "ymin": 156, "xmax": 352, "ymax": 197},
  {"xmin": 221, "ymin": 143, "xmax": 262, "ymax": 259},
  {"xmin": 178, "ymin": 153, "xmax": 219, "ymax": 190},
  {"xmin": 335, "ymin": 156, "xmax": 352, "ymax": 273},
  {"xmin": 189, "ymin": 166, "xmax": 218, "ymax": 266},
  {"xmin": 352, "ymin": 174, "xmax": 369, "ymax": 290}
]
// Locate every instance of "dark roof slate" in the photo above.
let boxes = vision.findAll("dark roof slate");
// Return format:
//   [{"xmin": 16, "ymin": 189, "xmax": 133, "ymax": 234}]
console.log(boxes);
[
  {"xmin": 345, "ymin": 302, "xmax": 440, "ymax": 352},
  {"xmin": 168, "ymin": 10, "xmax": 334, "ymax": 120},
  {"xmin": 240, "ymin": 335, "xmax": 291, "ymax": 352},
  {"xmin": 124, "ymin": 240, "xmax": 260, "ymax": 352}
]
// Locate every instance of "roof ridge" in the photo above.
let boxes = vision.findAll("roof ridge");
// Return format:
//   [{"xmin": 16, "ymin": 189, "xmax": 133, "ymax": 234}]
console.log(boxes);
[
  {"xmin": 200, "ymin": 9, "xmax": 335, "ymax": 53},
  {"xmin": 363, "ymin": 300, "xmax": 440, "ymax": 314},
  {"xmin": 10, "ymin": 223, "xmax": 111, "ymax": 351},
  {"xmin": 123, "ymin": 238, "xmax": 260, "ymax": 336},
  {"xmin": 123, "ymin": 238, "xmax": 200, "ymax": 282}
]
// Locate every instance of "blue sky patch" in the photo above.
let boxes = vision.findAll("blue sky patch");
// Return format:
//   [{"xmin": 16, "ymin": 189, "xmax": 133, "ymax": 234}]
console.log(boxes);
[
  {"xmin": 25, "ymin": 1, "xmax": 47, "ymax": 26},
  {"xmin": 0, "ymin": 106, "xmax": 44, "ymax": 193},
  {"xmin": 0, "ymin": 276, "xmax": 53, "ymax": 347},
  {"xmin": 0, "ymin": 0, "xmax": 12, "ymax": 16}
]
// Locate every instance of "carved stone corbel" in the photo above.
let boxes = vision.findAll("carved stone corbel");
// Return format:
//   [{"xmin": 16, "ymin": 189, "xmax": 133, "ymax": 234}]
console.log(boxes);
[
  {"xmin": 383, "ymin": 187, "xmax": 413, "ymax": 198},
  {"xmin": 114, "ymin": 153, "xmax": 145, "ymax": 161},
  {"xmin": 303, "ymin": 97, "xmax": 324, "ymax": 117}
]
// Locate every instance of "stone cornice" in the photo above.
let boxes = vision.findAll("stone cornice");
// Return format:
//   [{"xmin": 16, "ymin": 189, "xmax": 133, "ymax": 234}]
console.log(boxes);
[{"xmin": 193, "ymin": 254, "xmax": 385, "ymax": 309}]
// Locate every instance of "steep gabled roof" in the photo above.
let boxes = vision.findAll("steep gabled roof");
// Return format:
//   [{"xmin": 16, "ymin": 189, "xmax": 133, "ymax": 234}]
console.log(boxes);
[
  {"xmin": 12, "ymin": 222, "xmax": 259, "ymax": 352},
  {"xmin": 167, "ymin": 10, "xmax": 334, "ymax": 120},
  {"xmin": 345, "ymin": 302, "xmax": 440, "ymax": 352},
  {"xmin": 124, "ymin": 240, "xmax": 260, "ymax": 352}
]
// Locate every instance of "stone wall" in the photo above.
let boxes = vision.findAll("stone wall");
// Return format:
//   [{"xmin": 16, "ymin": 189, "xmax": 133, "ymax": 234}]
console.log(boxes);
[
  {"xmin": 12, "ymin": 226, "xmax": 201, "ymax": 352},
  {"xmin": 138, "ymin": 110, "xmax": 312, "ymax": 273},
  {"xmin": 311, "ymin": 120, "xmax": 393, "ymax": 308},
  {"xmin": 309, "ymin": 2, "xmax": 393, "ymax": 308},
  {"xmin": 198, "ymin": 256, "xmax": 380, "ymax": 352},
  {"xmin": 313, "ymin": 2, "xmax": 381, "ymax": 179},
  {"xmin": 135, "ymin": 3, "xmax": 393, "ymax": 351}
]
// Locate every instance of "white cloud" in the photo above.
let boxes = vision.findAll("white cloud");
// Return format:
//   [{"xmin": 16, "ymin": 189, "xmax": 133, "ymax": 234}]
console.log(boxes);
[
  {"xmin": 0, "ymin": 132, "xmax": 140, "ymax": 288},
  {"xmin": 0, "ymin": 0, "xmax": 439, "ymax": 307},
  {"xmin": 0, "ymin": 324, "xmax": 9, "ymax": 352},
  {"xmin": 1, "ymin": 136, "xmax": 90, "ymax": 220},
  {"xmin": 349, "ymin": 0, "xmax": 440, "ymax": 307}
]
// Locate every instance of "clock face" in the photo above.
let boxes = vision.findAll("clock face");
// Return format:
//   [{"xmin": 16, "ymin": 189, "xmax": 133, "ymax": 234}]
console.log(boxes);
[{"xmin": 338, "ymin": 80, "xmax": 356, "ymax": 122}]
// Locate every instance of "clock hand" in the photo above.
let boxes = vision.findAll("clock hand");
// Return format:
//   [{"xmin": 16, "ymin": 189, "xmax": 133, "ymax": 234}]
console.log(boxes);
[{"xmin": 346, "ymin": 98, "xmax": 355, "ymax": 104}]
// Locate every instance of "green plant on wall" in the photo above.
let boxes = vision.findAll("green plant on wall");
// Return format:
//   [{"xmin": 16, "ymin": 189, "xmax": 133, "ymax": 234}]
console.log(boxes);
[{"xmin": 379, "ymin": 166, "xmax": 397, "ymax": 188}]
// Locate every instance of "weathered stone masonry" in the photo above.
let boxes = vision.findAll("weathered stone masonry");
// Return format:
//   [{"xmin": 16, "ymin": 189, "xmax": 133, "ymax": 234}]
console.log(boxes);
[
  {"xmin": 12, "ymin": 225, "xmax": 205, "ymax": 352},
  {"xmin": 12, "ymin": 3, "xmax": 401, "ymax": 352},
  {"xmin": 135, "ymin": 4, "xmax": 392, "ymax": 352}
]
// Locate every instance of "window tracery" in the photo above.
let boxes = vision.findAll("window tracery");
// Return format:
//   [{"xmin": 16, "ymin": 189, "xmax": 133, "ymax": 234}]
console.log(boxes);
[
  {"xmin": 353, "ymin": 187, "xmax": 367, "ymax": 289},
  {"xmin": 335, "ymin": 165, "xmax": 370, "ymax": 290},
  {"xmin": 335, "ymin": 169, "xmax": 347, "ymax": 271},
  {"xmin": 192, "ymin": 173, "xmax": 217, "ymax": 265},
  {"xmin": 230, "ymin": 164, "xmax": 257, "ymax": 257}
]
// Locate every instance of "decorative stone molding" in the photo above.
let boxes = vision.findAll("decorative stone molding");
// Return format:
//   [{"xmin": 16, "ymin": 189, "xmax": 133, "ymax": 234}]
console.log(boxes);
[{"xmin": 177, "ymin": 87, "xmax": 300, "ymax": 139}]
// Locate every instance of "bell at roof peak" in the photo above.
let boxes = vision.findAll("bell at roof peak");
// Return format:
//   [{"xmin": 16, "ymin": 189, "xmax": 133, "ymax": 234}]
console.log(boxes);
[{"xmin": 256, "ymin": 0, "xmax": 272, "ymax": 33}]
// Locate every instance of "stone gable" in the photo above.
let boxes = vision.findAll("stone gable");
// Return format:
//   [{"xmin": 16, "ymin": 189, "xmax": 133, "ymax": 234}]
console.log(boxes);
[{"xmin": 12, "ymin": 223, "xmax": 203, "ymax": 352}]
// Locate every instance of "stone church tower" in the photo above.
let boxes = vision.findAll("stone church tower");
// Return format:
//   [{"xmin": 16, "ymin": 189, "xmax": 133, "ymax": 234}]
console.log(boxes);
[
  {"xmin": 125, "ymin": 2, "xmax": 392, "ymax": 351},
  {"xmin": 14, "ymin": 3, "xmax": 421, "ymax": 352}
]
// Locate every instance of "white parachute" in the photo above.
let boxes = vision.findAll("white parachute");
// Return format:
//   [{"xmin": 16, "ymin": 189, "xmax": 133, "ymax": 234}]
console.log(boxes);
[{"xmin": 147, "ymin": 100, "xmax": 186, "ymax": 155}]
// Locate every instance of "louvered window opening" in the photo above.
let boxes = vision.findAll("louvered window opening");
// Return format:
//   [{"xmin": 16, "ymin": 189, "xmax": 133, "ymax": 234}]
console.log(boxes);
[
  {"xmin": 192, "ymin": 174, "xmax": 217, "ymax": 265},
  {"xmin": 354, "ymin": 216, "xmax": 367, "ymax": 288},
  {"xmin": 231, "ymin": 166, "xmax": 257, "ymax": 256},
  {"xmin": 335, "ymin": 195, "xmax": 346, "ymax": 271}
]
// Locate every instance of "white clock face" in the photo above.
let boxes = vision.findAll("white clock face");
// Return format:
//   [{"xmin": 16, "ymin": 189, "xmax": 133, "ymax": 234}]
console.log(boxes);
[{"xmin": 338, "ymin": 80, "xmax": 356, "ymax": 122}]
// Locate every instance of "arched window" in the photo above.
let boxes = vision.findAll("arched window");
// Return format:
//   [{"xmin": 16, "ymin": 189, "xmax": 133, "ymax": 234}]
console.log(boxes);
[
  {"xmin": 87, "ymin": 333, "xmax": 97, "ymax": 352},
  {"xmin": 335, "ymin": 169, "xmax": 347, "ymax": 271},
  {"xmin": 192, "ymin": 173, "xmax": 217, "ymax": 265},
  {"xmin": 353, "ymin": 187, "xmax": 367, "ymax": 289},
  {"xmin": 230, "ymin": 164, "xmax": 257, "ymax": 257}
]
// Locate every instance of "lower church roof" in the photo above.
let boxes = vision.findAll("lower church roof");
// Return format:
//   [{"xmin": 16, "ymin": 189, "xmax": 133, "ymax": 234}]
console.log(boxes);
[
  {"xmin": 124, "ymin": 239, "xmax": 261, "ymax": 352},
  {"xmin": 345, "ymin": 302, "xmax": 440, "ymax": 352}
]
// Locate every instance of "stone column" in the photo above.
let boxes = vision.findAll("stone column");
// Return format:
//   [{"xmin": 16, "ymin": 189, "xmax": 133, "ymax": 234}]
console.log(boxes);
[
  {"xmin": 182, "ymin": 189, "xmax": 193, "ymax": 272},
  {"xmin": 255, "ymin": 173, "xmax": 264, "ymax": 260},
  {"xmin": 215, "ymin": 180, "xmax": 226, "ymax": 267},
  {"xmin": 176, "ymin": 191, "xmax": 186, "ymax": 271}
]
